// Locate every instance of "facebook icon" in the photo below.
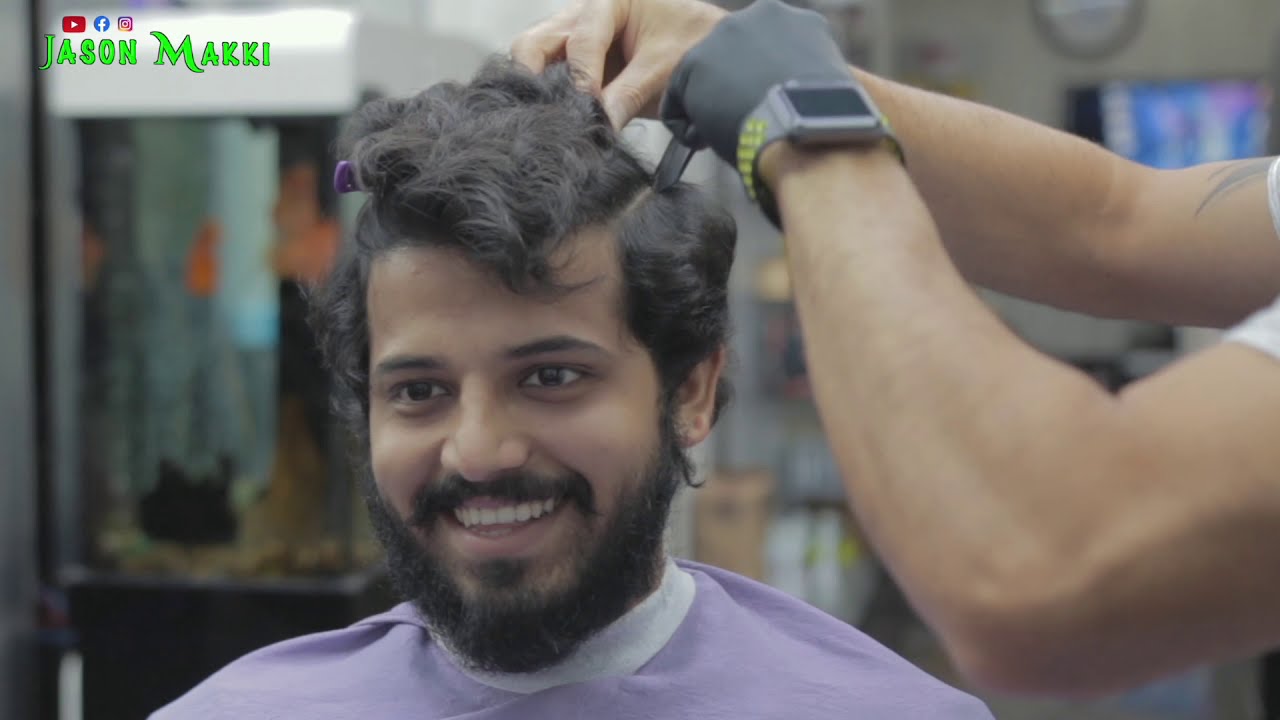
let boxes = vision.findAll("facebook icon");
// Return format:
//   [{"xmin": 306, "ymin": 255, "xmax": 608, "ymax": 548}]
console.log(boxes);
[{"xmin": 93, "ymin": 15, "xmax": 110, "ymax": 32}]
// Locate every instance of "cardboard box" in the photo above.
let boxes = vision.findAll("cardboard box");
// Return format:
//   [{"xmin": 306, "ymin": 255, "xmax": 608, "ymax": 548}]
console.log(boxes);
[{"xmin": 694, "ymin": 468, "xmax": 775, "ymax": 581}]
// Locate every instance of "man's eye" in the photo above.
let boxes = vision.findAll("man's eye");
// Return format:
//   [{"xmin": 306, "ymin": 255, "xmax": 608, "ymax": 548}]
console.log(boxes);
[
  {"xmin": 522, "ymin": 366, "xmax": 583, "ymax": 388},
  {"xmin": 395, "ymin": 382, "xmax": 444, "ymax": 403}
]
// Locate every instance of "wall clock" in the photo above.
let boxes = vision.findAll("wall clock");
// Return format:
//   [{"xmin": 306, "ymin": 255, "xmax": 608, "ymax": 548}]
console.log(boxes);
[{"xmin": 1032, "ymin": 0, "xmax": 1145, "ymax": 60}]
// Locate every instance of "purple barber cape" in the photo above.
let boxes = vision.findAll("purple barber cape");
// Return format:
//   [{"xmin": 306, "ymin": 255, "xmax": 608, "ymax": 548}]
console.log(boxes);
[{"xmin": 151, "ymin": 559, "xmax": 993, "ymax": 719}]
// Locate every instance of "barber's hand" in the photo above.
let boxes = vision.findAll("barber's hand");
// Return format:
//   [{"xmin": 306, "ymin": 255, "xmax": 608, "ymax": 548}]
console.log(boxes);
[
  {"xmin": 510, "ymin": 0, "xmax": 726, "ymax": 129},
  {"xmin": 660, "ymin": 0, "xmax": 851, "ymax": 169}
]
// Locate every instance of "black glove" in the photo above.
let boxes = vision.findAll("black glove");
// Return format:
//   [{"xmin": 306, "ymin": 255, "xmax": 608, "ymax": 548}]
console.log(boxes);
[{"xmin": 659, "ymin": 0, "xmax": 851, "ymax": 168}]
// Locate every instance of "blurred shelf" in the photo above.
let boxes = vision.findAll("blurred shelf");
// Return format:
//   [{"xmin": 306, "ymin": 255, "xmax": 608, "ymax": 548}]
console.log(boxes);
[{"xmin": 58, "ymin": 563, "xmax": 384, "ymax": 595}]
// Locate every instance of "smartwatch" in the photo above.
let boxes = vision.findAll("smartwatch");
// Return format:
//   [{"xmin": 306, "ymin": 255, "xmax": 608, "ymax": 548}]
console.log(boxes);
[{"xmin": 736, "ymin": 79, "xmax": 905, "ymax": 229}]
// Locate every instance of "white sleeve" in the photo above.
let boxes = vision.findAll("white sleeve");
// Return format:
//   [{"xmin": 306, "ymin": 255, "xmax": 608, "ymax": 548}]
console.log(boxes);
[
  {"xmin": 1225, "ymin": 293, "xmax": 1280, "ymax": 360},
  {"xmin": 1222, "ymin": 157, "xmax": 1280, "ymax": 361},
  {"xmin": 1270, "ymin": 155, "xmax": 1280, "ymax": 243}
]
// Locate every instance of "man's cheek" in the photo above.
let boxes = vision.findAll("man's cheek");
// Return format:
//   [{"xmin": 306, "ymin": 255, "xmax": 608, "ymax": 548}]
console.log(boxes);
[{"xmin": 370, "ymin": 429, "xmax": 429, "ymax": 515}]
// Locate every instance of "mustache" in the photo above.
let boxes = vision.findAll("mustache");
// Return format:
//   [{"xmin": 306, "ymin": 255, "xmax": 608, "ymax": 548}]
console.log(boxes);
[{"xmin": 410, "ymin": 470, "xmax": 597, "ymax": 527}]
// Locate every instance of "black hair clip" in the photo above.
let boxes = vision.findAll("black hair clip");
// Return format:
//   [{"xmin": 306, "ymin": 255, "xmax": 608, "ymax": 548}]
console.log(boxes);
[
  {"xmin": 653, "ymin": 137, "xmax": 697, "ymax": 193},
  {"xmin": 333, "ymin": 160, "xmax": 360, "ymax": 194}
]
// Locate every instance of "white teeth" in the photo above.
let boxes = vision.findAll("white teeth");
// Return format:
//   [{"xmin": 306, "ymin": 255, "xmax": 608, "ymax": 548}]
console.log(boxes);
[{"xmin": 454, "ymin": 498, "xmax": 562, "ymax": 528}]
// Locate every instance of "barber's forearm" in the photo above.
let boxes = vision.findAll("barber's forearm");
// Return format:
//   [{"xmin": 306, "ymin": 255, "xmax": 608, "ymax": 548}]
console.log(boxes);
[
  {"xmin": 853, "ymin": 69, "xmax": 1280, "ymax": 326},
  {"xmin": 763, "ymin": 144, "xmax": 1121, "ymax": 659},
  {"xmin": 850, "ymin": 69, "xmax": 1146, "ymax": 317}
]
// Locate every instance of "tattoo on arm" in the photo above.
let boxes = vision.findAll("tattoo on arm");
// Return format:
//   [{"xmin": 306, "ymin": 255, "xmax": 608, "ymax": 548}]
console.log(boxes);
[{"xmin": 1195, "ymin": 157, "xmax": 1275, "ymax": 216}]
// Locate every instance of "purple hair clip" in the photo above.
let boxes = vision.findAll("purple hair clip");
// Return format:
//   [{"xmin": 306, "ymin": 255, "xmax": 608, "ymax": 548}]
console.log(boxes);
[{"xmin": 333, "ymin": 160, "xmax": 360, "ymax": 194}]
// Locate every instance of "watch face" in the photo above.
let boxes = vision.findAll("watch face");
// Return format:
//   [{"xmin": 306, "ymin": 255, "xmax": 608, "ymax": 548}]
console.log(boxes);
[{"xmin": 784, "ymin": 87, "xmax": 872, "ymax": 118}]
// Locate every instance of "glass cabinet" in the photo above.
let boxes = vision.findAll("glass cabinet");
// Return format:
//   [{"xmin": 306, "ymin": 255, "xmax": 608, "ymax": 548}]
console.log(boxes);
[{"xmin": 72, "ymin": 115, "xmax": 374, "ymax": 582}]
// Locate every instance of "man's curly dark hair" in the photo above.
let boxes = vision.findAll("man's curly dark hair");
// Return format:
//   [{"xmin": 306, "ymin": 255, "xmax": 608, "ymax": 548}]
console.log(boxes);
[{"xmin": 309, "ymin": 57, "xmax": 737, "ymax": 479}]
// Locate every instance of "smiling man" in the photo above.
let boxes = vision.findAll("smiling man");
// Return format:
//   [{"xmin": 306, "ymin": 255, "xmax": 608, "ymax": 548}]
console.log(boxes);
[{"xmin": 149, "ymin": 58, "xmax": 993, "ymax": 719}]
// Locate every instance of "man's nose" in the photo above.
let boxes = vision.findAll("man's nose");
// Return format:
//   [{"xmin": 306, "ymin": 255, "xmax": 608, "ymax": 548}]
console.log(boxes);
[{"xmin": 439, "ymin": 389, "xmax": 531, "ymax": 484}]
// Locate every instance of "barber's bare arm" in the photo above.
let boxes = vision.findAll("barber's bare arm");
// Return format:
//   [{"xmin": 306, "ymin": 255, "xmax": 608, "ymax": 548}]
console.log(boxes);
[
  {"xmin": 856, "ymin": 71, "xmax": 1280, "ymax": 326},
  {"xmin": 513, "ymin": 0, "xmax": 1280, "ymax": 326},
  {"xmin": 759, "ymin": 141, "xmax": 1280, "ymax": 695}
]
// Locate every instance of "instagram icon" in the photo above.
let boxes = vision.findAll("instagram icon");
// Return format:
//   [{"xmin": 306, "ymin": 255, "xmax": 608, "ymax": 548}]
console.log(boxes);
[{"xmin": 118, "ymin": 16, "xmax": 133, "ymax": 31}]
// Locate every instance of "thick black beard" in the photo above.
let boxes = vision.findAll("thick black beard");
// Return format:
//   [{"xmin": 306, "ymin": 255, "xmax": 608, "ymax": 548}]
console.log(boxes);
[{"xmin": 361, "ymin": 398, "xmax": 692, "ymax": 674}]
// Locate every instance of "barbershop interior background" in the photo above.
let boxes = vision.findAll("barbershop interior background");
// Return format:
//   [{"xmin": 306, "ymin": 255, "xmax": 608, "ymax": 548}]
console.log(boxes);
[{"xmin": 3, "ymin": 0, "xmax": 1280, "ymax": 718}]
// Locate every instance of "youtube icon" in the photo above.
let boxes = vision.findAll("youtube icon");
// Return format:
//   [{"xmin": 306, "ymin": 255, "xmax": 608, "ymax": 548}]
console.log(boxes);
[{"xmin": 62, "ymin": 15, "xmax": 86, "ymax": 33}]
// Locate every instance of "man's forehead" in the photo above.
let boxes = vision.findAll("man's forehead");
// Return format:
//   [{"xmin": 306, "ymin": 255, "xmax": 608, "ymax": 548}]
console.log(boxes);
[
  {"xmin": 372, "ymin": 226, "xmax": 620, "ymax": 292},
  {"xmin": 366, "ymin": 227, "xmax": 628, "ymax": 343}
]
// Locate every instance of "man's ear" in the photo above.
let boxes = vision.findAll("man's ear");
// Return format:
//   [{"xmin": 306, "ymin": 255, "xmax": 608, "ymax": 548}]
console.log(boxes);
[{"xmin": 674, "ymin": 345, "xmax": 727, "ymax": 447}]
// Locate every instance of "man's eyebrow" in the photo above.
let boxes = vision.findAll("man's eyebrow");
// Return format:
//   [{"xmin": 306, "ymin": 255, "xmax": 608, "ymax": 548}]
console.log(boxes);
[
  {"xmin": 373, "ymin": 355, "xmax": 446, "ymax": 378},
  {"xmin": 372, "ymin": 336, "xmax": 610, "ymax": 378},
  {"xmin": 503, "ymin": 335, "xmax": 611, "ymax": 360}
]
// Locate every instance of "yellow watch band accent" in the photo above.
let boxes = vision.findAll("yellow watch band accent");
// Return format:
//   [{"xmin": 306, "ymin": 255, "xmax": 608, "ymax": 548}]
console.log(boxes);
[
  {"xmin": 880, "ymin": 115, "xmax": 907, "ymax": 166},
  {"xmin": 737, "ymin": 117, "xmax": 770, "ymax": 203}
]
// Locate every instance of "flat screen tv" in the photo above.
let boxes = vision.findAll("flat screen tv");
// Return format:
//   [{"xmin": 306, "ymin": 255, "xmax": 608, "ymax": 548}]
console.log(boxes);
[{"xmin": 1067, "ymin": 79, "xmax": 1272, "ymax": 168}]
